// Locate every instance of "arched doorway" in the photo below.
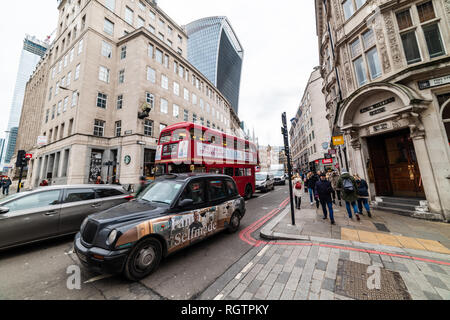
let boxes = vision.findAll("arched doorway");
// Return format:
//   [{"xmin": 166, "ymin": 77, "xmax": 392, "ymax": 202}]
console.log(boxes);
[{"xmin": 438, "ymin": 94, "xmax": 450, "ymax": 147}]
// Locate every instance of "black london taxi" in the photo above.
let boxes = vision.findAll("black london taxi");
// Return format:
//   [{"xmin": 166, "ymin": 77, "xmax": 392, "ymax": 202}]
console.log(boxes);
[{"xmin": 74, "ymin": 173, "xmax": 246, "ymax": 281}]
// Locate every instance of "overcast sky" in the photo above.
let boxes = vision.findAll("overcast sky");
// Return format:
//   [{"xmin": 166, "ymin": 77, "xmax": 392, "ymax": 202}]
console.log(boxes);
[{"xmin": 0, "ymin": 0, "xmax": 319, "ymax": 147}]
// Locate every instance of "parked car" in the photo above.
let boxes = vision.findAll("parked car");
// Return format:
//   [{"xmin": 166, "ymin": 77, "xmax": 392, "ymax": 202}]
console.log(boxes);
[
  {"xmin": 0, "ymin": 185, "xmax": 133, "ymax": 250},
  {"xmin": 255, "ymin": 172, "xmax": 275, "ymax": 192},
  {"xmin": 74, "ymin": 174, "xmax": 246, "ymax": 281}
]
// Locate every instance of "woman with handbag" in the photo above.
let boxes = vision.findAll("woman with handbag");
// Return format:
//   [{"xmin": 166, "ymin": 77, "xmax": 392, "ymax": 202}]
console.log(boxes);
[{"xmin": 292, "ymin": 174, "xmax": 303, "ymax": 209}]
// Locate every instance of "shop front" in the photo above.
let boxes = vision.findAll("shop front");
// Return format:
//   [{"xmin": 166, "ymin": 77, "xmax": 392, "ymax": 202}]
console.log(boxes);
[{"xmin": 338, "ymin": 82, "xmax": 450, "ymax": 221}]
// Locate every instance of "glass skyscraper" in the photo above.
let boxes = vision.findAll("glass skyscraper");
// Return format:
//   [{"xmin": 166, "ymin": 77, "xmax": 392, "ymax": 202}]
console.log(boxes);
[
  {"xmin": 1, "ymin": 35, "xmax": 48, "ymax": 168},
  {"xmin": 185, "ymin": 17, "xmax": 244, "ymax": 114}
]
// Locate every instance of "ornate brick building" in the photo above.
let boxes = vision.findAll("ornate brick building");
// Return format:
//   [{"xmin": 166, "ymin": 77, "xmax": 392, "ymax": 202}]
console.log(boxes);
[{"xmin": 316, "ymin": 0, "xmax": 450, "ymax": 220}]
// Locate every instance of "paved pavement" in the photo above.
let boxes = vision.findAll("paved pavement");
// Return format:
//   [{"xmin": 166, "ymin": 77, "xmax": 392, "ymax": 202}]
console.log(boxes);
[{"xmin": 200, "ymin": 191, "xmax": 450, "ymax": 300}]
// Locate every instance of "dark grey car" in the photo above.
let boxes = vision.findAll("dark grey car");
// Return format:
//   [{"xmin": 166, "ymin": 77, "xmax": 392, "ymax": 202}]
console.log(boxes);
[{"xmin": 0, "ymin": 185, "xmax": 132, "ymax": 250}]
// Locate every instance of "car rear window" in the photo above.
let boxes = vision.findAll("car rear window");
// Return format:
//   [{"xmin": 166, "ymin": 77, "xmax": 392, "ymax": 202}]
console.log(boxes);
[
  {"xmin": 95, "ymin": 188, "xmax": 124, "ymax": 198},
  {"xmin": 64, "ymin": 189, "xmax": 95, "ymax": 203},
  {"xmin": 208, "ymin": 180, "xmax": 226, "ymax": 201}
]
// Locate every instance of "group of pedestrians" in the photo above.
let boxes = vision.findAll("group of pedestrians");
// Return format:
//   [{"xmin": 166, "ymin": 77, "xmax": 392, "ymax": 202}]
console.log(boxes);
[
  {"xmin": 296, "ymin": 169, "xmax": 372, "ymax": 225},
  {"xmin": 0, "ymin": 176, "xmax": 12, "ymax": 196}
]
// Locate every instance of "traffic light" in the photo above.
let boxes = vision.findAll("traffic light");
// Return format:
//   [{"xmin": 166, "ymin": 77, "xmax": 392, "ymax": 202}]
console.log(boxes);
[{"xmin": 16, "ymin": 150, "xmax": 28, "ymax": 168}]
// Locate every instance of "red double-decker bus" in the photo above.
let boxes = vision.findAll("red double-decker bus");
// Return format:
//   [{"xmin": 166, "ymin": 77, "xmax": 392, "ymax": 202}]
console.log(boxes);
[{"xmin": 155, "ymin": 122, "xmax": 258, "ymax": 199}]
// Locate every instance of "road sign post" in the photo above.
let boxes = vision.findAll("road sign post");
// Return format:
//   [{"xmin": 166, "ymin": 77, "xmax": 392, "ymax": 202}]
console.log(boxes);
[{"xmin": 282, "ymin": 112, "xmax": 296, "ymax": 226}]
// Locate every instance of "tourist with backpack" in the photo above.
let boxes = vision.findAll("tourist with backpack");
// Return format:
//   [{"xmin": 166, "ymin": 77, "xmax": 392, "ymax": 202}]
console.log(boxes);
[
  {"xmin": 315, "ymin": 173, "xmax": 335, "ymax": 225},
  {"xmin": 337, "ymin": 170, "xmax": 360, "ymax": 221},
  {"xmin": 354, "ymin": 174, "xmax": 372, "ymax": 218},
  {"xmin": 306, "ymin": 172, "xmax": 320, "ymax": 208},
  {"xmin": 292, "ymin": 174, "xmax": 303, "ymax": 209}
]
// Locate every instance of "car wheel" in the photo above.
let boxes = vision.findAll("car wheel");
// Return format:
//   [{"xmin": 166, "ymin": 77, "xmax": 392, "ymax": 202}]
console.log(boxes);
[
  {"xmin": 245, "ymin": 185, "xmax": 253, "ymax": 200},
  {"xmin": 124, "ymin": 237, "xmax": 162, "ymax": 281},
  {"xmin": 227, "ymin": 211, "xmax": 241, "ymax": 233}
]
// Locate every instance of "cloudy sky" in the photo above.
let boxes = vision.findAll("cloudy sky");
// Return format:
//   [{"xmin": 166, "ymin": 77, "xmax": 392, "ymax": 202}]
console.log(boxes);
[{"xmin": 0, "ymin": 0, "xmax": 319, "ymax": 147}]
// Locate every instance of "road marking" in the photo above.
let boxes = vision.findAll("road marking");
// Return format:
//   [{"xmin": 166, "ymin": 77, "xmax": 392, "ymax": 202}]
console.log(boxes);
[
  {"xmin": 235, "ymin": 273, "xmax": 242, "ymax": 280},
  {"xmin": 241, "ymin": 262, "xmax": 254, "ymax": 273},
  {"xmin": 214, "ymin": 294, "xmax": 224, "ymax": 300},
  {"xmin": 84, "ymin": 274, "xmax": 113, "ymax": 284},
  {"xmin": 257, "ymin": 245, "xmax": 269, "ymax": 257}
]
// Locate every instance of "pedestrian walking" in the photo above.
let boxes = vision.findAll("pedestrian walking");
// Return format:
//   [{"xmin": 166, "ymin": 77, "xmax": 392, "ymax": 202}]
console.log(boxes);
[
  {"xmin": 315, "ymin": 173, "xmax": 335, "ymax": 224},
  {"xmin": 328, "ymin": 170, "xmax": 342, "ymax": 206},
  {"xmin": 354, "ymin": 174, "xmax": 372, "ymax": 218},
  {"xmin": 306, "ymin": 172, "xmax": 319, "ymax": 207},
  {"xmin": 292, "ymin": 174, "xmax": 303, "ymax": 210},
  {"xmin": 2, "ymin": 177, "xmax": 12, "ymax": 196},
  {"xmin": 337, "ymin": 170, "xmax": 360, "ymax": 221},
  {"xmin": 95, "ymin": 176, "xmax": 105, "ymax": 185}
]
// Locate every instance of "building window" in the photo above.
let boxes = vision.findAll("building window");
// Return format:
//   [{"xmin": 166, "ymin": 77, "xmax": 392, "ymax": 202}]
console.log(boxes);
[
  {"xmin": 93, "ymin": 120, "xmax": 105, "ymax": 137},
  {"xmin": 75, "ymin": 64, "xmax": 80, "ymax": 80},
  {"xmin": 67, "ymin": 72, "xmax": 71, "ymax": 86},
  {"xmin": 164, "ymin": 54, "xmax": 169, "ymax": 68},
  {"xmin": 138, "ymin": 0, "xmax": 146, "ymax": 11},
  {"xmin": 144, "ymin": 120, "xmax": 153, "ymax": 136},
  {"xmin": 148, "ymin": 24, "xmax": 155, "ymax": 34},
  {"xmin": 137, "ymin": 16, "xmax": 145, "ymax": 28},
  {"xmin": 72, "ymin": 91, "xmax": 78, "ymax": 107},
  {"xmin": 159, "ymin": 19, "xmax": 165, "ymax": 28},
  {"xmin": 118, "ymin": 69, "xmax": 125, "ymax": 84},
  {"xmin": 63, "ymin": 96, "xmax": 69, "ymax": 112},
  {"xmin": 161, "ymin": 74, "xmax": 168, "ymax": 89},
  {"xmin": 96, "ymin": 93, "xmax": 107, "ymax": 109},
  {"xmin": 184, "ymin": 110, "xmax": 189, "ymax": 122},
  {"xmin": 49, "ymin": 87, "xmax": 53, "ymax": 101},
  {"xmin": 350, "ymin": 29, "xmax": 381, "ymax": 86},
  {"xmin": 120, "ymin": 46, "xmax": 127, "ymax": 59},
  {"xmin": 78, "ymin": 39, "xmax": 83, "ymax": 55},
  {"xmin": 156, "ymin": 48, "xmax": 163, "ymax": 64},
  {"xmin": 158, "ymin": 33, "xmax": 164, "ymax": 41},
  {"xmin": 184, "ymin": 88, "xmax": 189, "ymax": 101},
  {"xmin": 104, "ymin": 18, "xmax": 114, "ymax": 35},
  {"xmin": 343, "ymin": 0, "xmax": 367, "ymax": 20},
  {"xmin": 125, "ymin": 7, "xmax": 134, "ymax": 25},
  {"xmin": 173, "ymin": 104, "xmax": 179, "ymax": 118},
  {"xmin": 52, "ymin": 105, "xmax": 56, "ymax": 119},
  {"xmin": 160, "ymin": 98, "xmax": 168, "ymax": 114},
  {"xmin": 101, "ymin": 41, "xmax": 112, "ymax": 58},
  {"xmin": 173, "ymin": 82, "xmax": 180, "ymax": 96},
  {"xmin": 149, "ymin": 10, "xmax": 156, "ymax": 20},
  {"xmin": 422, "ymin": 23, "xmax": 445, "ymax": 58},
  {"xmin": 148, "ymin": 43, "xmax": 154, "ymax": 58},
  {"xmin": 57, "ymin": 101, "xmax": 62, "ymax": 115},
  {"xmin": 45, "ymin": 109, "xmax": 49, "ymax": 123},
  {"xmin": 192, "ymin": 93, "xmax": 197, "ymax": 105},
  {"xmin": 99, "ymin": 66, "xmax": 110, "ymax": 83},
  {"xmin": 105, "ymin": 0, "xmax": 115, "ymax": 11},
  {"xmin": 207, "ymin": 120, "xmax": 211, "ymax": 128},
  {"xmin": 145, "ymin": 93, "xmax": 155, "ymax": 113},
  {"xmin": 117, "ymin": 94, "xmax": 123, "ymax": 109},
  {"xmin": 397, "ymin": 9, "xmax": 421, "ymax": 64},
  {"xmin": 362, "ymin": 29, "xmax": 381, "ymax": 79},
  {"xmin": 193, "ymin": 113, "xmax": 197, "ymax": 124},
  {"xmin": 115, "ymin": 121, "xmax": 121, "ymax": 137}
]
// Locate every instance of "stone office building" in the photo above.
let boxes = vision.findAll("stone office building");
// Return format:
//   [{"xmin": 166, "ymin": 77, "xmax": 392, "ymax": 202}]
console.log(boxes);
[
  {"xmin": 316, "ymin": 0, "xmax": 450, "ymax": 220},
  {"xmin": 16, "ymin": 0, "xmax": 242, "ymax": 188}
]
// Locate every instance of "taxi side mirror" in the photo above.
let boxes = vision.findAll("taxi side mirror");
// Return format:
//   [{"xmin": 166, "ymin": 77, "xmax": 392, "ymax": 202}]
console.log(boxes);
[
  {"xmin": 0, "ymin": 207, "xmax": 10, "ymax": 214},
  {"xmin": 179, "ymin": 199, "xmax": 194, "ymax": 208}
]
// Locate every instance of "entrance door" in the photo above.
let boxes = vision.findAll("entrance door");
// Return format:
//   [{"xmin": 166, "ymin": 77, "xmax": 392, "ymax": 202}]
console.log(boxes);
[{"xmin": 368, "ymin": 129, "xmax": 425, "ymax": 198}]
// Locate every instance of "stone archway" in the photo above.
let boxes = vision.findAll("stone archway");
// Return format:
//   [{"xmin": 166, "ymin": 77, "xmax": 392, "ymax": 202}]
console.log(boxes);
[{"xmin": 441, "ymin": 98, "xmax": 450, "ymax": 147}]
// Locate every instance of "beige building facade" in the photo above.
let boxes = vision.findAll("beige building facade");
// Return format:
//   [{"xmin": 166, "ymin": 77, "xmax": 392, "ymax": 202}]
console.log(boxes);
[
  {"xmin": 290, "ymin": 67, "xmax": 337, "ymax": 173},
  {"xmin": 316, "ymin": 0, "xmax": 450, "ymax": 220},
  {"xmin": 15, "ymin": 0, "xmax": 242, "ymax": 189}
]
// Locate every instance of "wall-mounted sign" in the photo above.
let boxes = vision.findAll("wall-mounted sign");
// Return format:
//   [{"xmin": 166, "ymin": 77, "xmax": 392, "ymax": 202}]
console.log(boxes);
[
  {"xmin": 369, "ymin": 107, "xmax": 386, "ymax": 116},
  {"xmin": 360, "ymin": 97, "xmax": 395, "ymax": 114},
  {"xmin": 125, "ymin": 130, "xmax": 133, "ymax": 135},
  {"xmin": 37, "ymin": 136, "xmax": 48, "ymax": 146},
  {"xmin": 332, "ymin": 136, "xmax": 345, "ymax": 146},
  {"xmin": 418, "ymin": 75, "xmax": 450, "ymax": 90},
  {"xmin": 322, "ymin": 142, "xmax": 329, "ymax": 150},
  {"xmin": 124, "ymin": 155, "xmax": 131, "ymax": 165},
  {"xmin": 371, "ymin": 123, "xmax": 390, "ymax": 133},
  {"xmin": 322, "ymin": 158, "xmax": 333, "ymax": 164}
]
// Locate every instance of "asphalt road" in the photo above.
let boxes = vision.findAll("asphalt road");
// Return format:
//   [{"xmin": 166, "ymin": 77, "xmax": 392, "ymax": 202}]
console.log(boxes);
[{"xmin": 0, "ymin": 184, "xmax": 290, "ymax": 300}]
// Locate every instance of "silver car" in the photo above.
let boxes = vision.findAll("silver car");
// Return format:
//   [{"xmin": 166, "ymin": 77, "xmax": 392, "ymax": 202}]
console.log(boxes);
[{"xmin": 0, "ymin": 185, "xmax": 132, "ymax": 250}]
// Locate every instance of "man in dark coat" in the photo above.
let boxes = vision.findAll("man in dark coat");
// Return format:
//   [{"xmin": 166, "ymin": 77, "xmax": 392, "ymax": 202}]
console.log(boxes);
[
  {"xmin": 2, "ymin": 177, "xmax": 12, "ymax": 195},
  {"xmin": 315, "ymin": 173, "xmax": 335, "ymax": 224},
  {"xmin": 337, "ymin": 170, "xmax": 360, "ymax": 220}
]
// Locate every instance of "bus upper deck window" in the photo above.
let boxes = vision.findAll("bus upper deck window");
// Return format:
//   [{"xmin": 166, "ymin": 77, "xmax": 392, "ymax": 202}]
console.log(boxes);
[{"xmin": 160, "ymin": 133, "xmax": 171, "ymax": 144}]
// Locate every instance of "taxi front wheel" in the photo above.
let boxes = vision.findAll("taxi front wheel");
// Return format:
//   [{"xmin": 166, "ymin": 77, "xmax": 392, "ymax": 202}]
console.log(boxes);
[
  {"xmin": 124, "ymin": 237, "xmax": 162, "ymax": 281},
  {"xmin": 227, "ymin": 211, "xmax": 241, "ymax": 234}
]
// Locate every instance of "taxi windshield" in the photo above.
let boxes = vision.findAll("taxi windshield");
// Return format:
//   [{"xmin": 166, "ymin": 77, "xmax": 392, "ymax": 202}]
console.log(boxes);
[{"xmin": 138, "ymin": 180, "xmax": 183, "ymax": 205}]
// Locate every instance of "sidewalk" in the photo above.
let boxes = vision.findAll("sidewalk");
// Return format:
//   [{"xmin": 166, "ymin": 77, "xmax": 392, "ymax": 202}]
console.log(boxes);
[{"xmin": 200, "ymin": 193, "xmax": 450, "ymax": 300}]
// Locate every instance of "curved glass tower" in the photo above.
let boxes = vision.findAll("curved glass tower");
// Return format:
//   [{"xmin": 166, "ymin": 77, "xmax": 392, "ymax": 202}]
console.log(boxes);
[{"xmin": 185, "ymin": 17, "xmax": 244, "ymax": 114}]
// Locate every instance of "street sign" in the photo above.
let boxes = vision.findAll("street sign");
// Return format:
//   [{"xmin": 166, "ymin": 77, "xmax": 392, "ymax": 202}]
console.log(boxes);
[
  {"xmin": 322, "ymin": 158, "xmax": 333, "ymax": 164},
  {"xmin": 332, "ymin": 136, "xmax": 345, "ymax": 146},
  {"xmin": 329, "ymin": 149, "xmax": 337, "ymax": 155},
  {"xmin": 25, "ymin": 154, "xmax": 33, "ymax": 159}
]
